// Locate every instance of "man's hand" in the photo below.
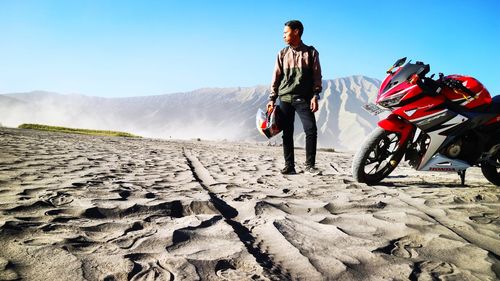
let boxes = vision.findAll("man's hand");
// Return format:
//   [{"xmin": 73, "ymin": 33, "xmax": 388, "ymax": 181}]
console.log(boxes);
[
  {"xmin": 310, "ymin": 96, "xmax": 318, "ymax": 113},
  {"xmin": 267, "ymin": 100, "xmax": 275, "ymax": 110}
]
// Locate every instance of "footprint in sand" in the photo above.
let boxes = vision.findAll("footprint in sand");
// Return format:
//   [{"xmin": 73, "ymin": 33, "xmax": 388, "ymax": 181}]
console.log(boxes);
[
  {"xmin": 234, "ymin": 194, "xmax": 252, "ymax": 202},
  {"xmin": 0, "ymin": 257, "xmax": 19, "ymax": 281},
  {"xmin": 469, "ymin": 213, "xmax": 499, "ymax": 225},
  {"xmin": 112, "ymin": 228, "xmax": 157, "ymax": 250},
  {"xmin": 216, "ymin": 259, "xmax": 261, "ymax": 281},
  {"xmin": 47, "ymin": 192, "xmax": 74, "ymax": 207},
  {"xmin": 145, "ymin": 192, "xmax": 156, "ymax": 199},
  {"xmin": 126, "ymin": 259, "xmax": 174, "ymax": 281},
  {"xmin": 392, "ymin": 238, "xmax": 422, "ymax": 258},
  {"xmin": 62, "ymin": 235, "xmax": 101, "ymax": 254},
  {"xmin": 411, "ymin": 261, "xmax": 457, "ymax": 280},
  {"xmin": 117, "ymin": 190, "xmax": 132, "ymax": 200},
  {"xmin": 376, "ymin": 236, "xmax": 423, "ymax": 259}
]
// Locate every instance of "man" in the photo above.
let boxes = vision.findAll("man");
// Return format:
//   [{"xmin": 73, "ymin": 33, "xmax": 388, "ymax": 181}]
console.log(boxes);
[{"xmin": 268, "ymin": 20, "xmax": 323, "ymax": 175}]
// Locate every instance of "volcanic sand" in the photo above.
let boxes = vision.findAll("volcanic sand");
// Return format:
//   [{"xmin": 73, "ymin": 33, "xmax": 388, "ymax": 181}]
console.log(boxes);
[{"xmin": 0, "ymin": 127, "xmax": 498, "ymax": 280}]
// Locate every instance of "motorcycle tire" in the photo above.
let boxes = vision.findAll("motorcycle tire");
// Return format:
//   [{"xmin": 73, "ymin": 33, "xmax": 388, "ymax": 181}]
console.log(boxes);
[
  {"xmin": 481, "ymin": 150, "xmax": 500, "ymax": 186},
  {"xmin": 352, "ymin": 127, "xmax": 406, "ymax": 185}
]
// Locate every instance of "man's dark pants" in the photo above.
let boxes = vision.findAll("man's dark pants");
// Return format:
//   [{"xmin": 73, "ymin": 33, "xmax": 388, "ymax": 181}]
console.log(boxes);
[{"xmin": 279, "ymin": 97, "xmax": 317, "ymax": 168}]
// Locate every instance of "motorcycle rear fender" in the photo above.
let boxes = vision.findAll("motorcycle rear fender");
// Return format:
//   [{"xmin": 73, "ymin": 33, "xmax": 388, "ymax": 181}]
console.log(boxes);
[{"xmin": 378, "ymin": 114, "xmax": 414, "ymax": 145}]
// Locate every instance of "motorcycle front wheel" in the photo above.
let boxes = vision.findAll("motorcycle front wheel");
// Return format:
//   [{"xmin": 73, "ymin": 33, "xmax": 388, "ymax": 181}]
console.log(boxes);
[
  {"xmin": 481, "ymin": 149, "xmax": 500, "ymax": 186},
  {"xmin": 352, "ymin": 127, "xmax": 406, "ymax": 185}
]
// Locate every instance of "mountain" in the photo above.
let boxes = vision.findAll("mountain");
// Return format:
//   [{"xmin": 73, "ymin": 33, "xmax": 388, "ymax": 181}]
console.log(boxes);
[{"xmin": 0, "ymin": 76, "xmax": 381, "ymax": 151}]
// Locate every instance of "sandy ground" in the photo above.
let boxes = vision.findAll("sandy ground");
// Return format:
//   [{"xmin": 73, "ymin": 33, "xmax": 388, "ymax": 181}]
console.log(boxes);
[{"xmin": 0, "ymin": 127, "xmax": 498, "ymax": 281}]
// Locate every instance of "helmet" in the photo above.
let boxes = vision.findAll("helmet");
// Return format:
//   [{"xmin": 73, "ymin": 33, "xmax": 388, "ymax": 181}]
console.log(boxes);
[{"xmin": 256, "ymin": 105, "xmax": 281, "ymax": 138}]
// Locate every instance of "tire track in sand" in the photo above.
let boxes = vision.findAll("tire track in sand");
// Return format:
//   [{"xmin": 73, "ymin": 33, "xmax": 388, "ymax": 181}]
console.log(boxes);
[
  {"xmin": 183, "ymin": 148, "xmax": 288, "ymax": 281},
  {"xmin": 370, "ymin": 184, "xmax": 500, "ymax": 259}
]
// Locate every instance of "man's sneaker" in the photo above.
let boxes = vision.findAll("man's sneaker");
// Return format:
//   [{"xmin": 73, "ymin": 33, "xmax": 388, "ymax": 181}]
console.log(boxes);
[
  {"xmin": 304, "ymin": 166, "xmax": 321, "ymax": 175},
  {"xmin": 281, "ymin": 166, "xmax": 297, "ymax": 175}
]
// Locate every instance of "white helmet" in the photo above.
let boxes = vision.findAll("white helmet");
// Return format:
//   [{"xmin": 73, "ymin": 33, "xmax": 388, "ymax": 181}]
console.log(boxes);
[{"xmin": 256, "ymin": 105, "xmax": 281, "ymax": 138}]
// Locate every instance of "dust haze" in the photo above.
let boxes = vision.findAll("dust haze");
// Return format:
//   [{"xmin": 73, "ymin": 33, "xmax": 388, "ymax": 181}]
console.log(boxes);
[{"xmin": 0, "ymin": 76, "xmax": 381, "ymax": 150}]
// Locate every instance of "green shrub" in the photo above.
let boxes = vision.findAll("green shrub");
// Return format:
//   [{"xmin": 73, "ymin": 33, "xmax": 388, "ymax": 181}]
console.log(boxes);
[{"xmin": 18, "ymin": 123, "xmax": 140, "ymax": 138}]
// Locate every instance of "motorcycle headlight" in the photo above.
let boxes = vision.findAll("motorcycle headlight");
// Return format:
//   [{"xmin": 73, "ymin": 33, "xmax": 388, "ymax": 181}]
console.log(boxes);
[{"xmin": 378, "ymin": 92, "xmax": 406, "ymax": 108}]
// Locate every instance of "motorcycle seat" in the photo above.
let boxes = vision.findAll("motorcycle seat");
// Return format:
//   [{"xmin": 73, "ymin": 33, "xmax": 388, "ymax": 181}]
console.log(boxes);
[{"xmin": 488, "ymin": 95, "xmax": 500, "ymax": 114}]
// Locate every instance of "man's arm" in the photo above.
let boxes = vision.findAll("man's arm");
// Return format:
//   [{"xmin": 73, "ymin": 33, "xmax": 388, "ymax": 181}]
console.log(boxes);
[
  {"xmin": 312, "ymin": 49, "xmax": 322, "ymax": 96},
  {"xmin": 310, "ymin": 95, "xmax": 318, "ymax": 112},
  {"xmin": 309, "ymin": 49, "xmax": 322, "ymax": 113}
]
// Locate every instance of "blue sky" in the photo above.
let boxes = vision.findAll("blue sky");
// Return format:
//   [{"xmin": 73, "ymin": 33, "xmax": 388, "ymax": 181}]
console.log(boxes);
[{"xmin": 0, "ymin": 0, "xmax": 498, "ymax": 97}]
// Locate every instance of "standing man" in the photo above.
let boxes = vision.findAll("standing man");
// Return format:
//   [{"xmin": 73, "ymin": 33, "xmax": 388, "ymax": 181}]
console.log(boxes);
[{"xmin": 268, "ymin": 20, "xmax": 323, "ymax": 175}]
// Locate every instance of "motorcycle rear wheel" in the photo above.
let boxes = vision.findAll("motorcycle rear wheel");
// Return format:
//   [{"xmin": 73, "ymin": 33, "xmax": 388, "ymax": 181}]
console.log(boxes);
[
  {"xmin": 481, "ymin": 150, "xmax": 500, "ymax": 186},
  {"xmin": 352, "ymin": 127, "xmax": 406, "ymax": 185}
]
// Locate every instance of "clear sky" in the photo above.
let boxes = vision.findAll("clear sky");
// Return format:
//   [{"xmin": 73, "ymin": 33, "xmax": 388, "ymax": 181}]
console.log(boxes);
[{"xmin": 0, "ymin": 0, "xmax": 498, "ymax": 97}]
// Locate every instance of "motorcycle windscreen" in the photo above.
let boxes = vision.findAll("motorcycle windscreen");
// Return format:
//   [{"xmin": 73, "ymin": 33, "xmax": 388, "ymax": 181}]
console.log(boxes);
[{"xmin": 381, "ymin": 63, "xmax": 426, "ymax": 93}]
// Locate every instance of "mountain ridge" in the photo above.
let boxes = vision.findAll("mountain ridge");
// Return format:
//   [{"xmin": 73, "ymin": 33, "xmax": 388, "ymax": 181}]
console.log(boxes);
[{"xmin": 0, "ymin": 75, "xmax": 381, "ymax": 151}]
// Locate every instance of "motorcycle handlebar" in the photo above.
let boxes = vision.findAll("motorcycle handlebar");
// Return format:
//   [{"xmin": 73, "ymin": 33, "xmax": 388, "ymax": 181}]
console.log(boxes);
[
  {"xmin": 417, "ymin": 75, "xmax": 476, "ymax": 99},
  {"xmin": 416, "ymin": 77, "xmax": 442, "ymax": 96},
  {"xmin": 441, "ymin": 77, "xmax": 476, "ymax": 98}
]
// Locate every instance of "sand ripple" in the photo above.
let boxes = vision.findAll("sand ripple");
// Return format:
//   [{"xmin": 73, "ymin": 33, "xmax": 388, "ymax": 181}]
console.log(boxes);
[{"xmin": 0, "ymin": 127, "xmax": 498, "ymax": 280}]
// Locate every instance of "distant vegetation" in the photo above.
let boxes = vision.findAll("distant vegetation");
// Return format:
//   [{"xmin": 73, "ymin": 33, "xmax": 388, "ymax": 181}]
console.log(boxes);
[{"xmin": 18, "ymin": 124, "xmax": 141, "ymax": 138}]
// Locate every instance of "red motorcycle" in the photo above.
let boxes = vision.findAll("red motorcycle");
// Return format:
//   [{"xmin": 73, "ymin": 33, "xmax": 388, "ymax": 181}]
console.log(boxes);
[{"xmin": 352, "ymin": 57, "xmax": 500, "ymax": 186}]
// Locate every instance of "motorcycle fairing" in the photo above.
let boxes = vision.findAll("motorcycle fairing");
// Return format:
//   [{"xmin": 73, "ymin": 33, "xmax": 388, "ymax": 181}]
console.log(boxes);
[
  {"xmin": 413, "ymin": 110, "xmax": 459, "ymax": 132},
  {"xmin": 377, "ymin": 114, "xmax": 414, "ymax": 146},
  {"xmin": 441, "ymin": 75, "xmax": 492, "ymax": 109},
  {"xmin": 354, "ymin": 57, "xmax": 500, "ymax": 185},
  {"xmin": 379, "ymin": 62, "xmax": 427, "ymax": 99},
  {"xmin": 393, "ymin": 94, "xmax": 448, "ymax": 124},
  {"xmin": 419, "ymin": 154, "xmax": 471, "ymax": 172},
  {"xmin": 416, "ymin": 112, "xmax": 469, "ymax": 170},
  {"xmin": 383, "ymin": 79, "xmax": 498, "ymax": 170}
]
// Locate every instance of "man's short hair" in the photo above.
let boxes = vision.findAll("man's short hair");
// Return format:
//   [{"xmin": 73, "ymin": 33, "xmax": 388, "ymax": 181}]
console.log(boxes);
[{"xmin": 285, "ymin": 20, "xmax": 304, "ymax": 37}]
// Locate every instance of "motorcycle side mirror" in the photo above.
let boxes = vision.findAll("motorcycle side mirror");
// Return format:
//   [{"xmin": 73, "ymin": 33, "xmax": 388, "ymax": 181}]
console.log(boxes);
[
  {"xmin": 387, "ymin": 57, "xmax": 407, "ymax": 74},
  {"xmin": 430, "ymin": 74, "xmax": 435, "ymax": 79},
  {"xmin": 394, "ymin": 57, "xmax": 407, "ymax": 67}
]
